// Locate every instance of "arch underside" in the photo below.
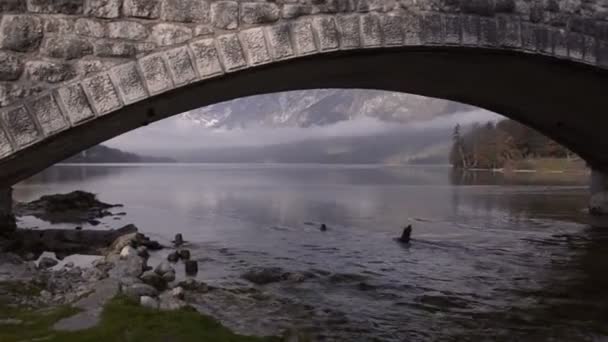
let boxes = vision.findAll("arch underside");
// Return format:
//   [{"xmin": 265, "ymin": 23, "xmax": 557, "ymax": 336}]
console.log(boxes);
[{"xmin": 0, "ymin": 46, "xmax": 607, "ymax": 187}]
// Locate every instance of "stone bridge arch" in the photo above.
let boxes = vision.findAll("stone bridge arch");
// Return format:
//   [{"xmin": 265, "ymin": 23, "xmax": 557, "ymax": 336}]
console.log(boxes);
[{"xmin": 1, "ymin": 0, "xmax": 608, "ymax": 220}]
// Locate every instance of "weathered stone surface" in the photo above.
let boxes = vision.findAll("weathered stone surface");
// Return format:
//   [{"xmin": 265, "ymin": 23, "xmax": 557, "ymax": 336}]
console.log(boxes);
[
  {"xmin": 361, "ymin": 13, "xmax": 382, "ymax": 47},
  {"xmin": 0, "ymin": 126, "xmax": 13, "ymax": 157},
  {"xmin": 108, "ymin": 21, "xmax": 148, "ymax": 40},
  {"xmin": 211, "ymin": 1, "xmax": 238, "ymax": 30},
  {"xmin": 43, "ymin": 17, "xmax": 75, "ymax": 34},
  {"xmin": 0, "ymin": 15, "xmax": 43, "ymax": 52},
  {"xmin": 164, "ymin": 46, "xmax": 197, "ymax": 85},
  {"xmin": 1, "ymin": 106, "xmax": 40, "ymax": 147},
  {"xmin": 216, "ymin": 34, "xmax": 247, "ymax": 71},
  {"xmin": 86, "ymin": 0, "xmax": 122, "ymax": 18},
  {"xmin": 462, "ymin": 15, "xmax": 480, "ymax": 46},
  {"xmin": 0, "ymin": 0, "xmax": 24, "ymax": 12},
  {"xmin": 161, "ymin": 0, "xmax": 209, "ymax": 23},
  {"xmin": 123, "ymin": 0, "xmax": 161, "ymax": 19},
  {"xmin": 42, "ymin": 36, "xmax": 94, "ymax": 60},
  {"xmin": 26, "ymin": 61, "xmax": 75, "ymax": 84},
  {"xmin": 337, "ymin": 15, "xmax": 361, "ymax": 49},
  {"xmin": 0, "ymin": 52, "xmax": 23, "ymax": 81},
  {"xmin": 240, "ymin": 28, "xmax": 271, "ymax": 66},
  {"xmin": 56, "ymin": 83, "xmax": 95, "ymax": 123},
  {"xmin": 152, "ymin": 23, "xmax": 193, "ymax": 47},
  {"xmin": 282, "ymin": 4, "xmax": 312, "ymax": 19},
  {"xmin": 26, "ymin": 0, "xmax": 84, "ymax": 14},
  {"xmin": 266, "ymin": 23, "xmax": 294, "ymax": 59},
  {"xmin": 0, "ymin": 83, "xmax": 44, "ymax": 107},
  {"xmin": 81, "ymin": 73, "xmax": 121, "ymax": 115},
  {"xmin": 189, "ymin": 38, "xmax": 223, "ymax": 77},
  {"xmin": 443, "ymin": 15, "xmax": 461, "ymax": 45},
  {"xmin": 75, "ymin": 19, "xmax": 105, "ymax": 38},
  {"xmin": 291, "ymin": 19, "xmax": 317, "ymax": 55},
  {"xmin": 313, "ymin": 17, "xmax": 339, "ymax": 51},
  {"xmin": 110, "ymin": 62, "xmax": 147, "ymax": 104},
  {"xmin": 138, "ymin": 53, "xmax": 173, "ymax": 94},
  {"xmin": 94, "ymin": 40, "xmax": 136, "ymax": 58},
  {"xmin": 241, "ymin": 2, "xmax": 280, "ymax": 25},
  {"xmin": 27, "ymin": 94, "xmax": 67, "ymax": 135}
]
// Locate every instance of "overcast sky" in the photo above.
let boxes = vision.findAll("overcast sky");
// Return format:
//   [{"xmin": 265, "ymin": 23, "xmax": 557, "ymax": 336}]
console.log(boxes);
[{"xmin": 106, "ymin": 92, "xmax": 501, "ymax": 156}]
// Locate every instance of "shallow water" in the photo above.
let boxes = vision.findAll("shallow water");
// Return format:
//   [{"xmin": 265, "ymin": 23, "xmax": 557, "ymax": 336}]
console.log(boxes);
[{"xmin": 14, "ymin": 164, "xmax": 608, "ymax": 341}]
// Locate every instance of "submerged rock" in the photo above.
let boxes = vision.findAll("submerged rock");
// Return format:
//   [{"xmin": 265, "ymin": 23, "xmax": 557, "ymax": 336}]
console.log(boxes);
[
  {"xmin": 173, "ymin": 234, "xmax": 184, "ymax": 246},
  {"xmin": 320, "ymin": 224, "xmax": 328, "ymax": 232},
  {"xmin": 15, "ymin": 191, "xmax": 122, "ymax": 224},
  {"xmin": 398, "ymin": 225, "xmax": 412, "ymax": 244},
  {"xmin": 178, "ymin": 249, "xmax": 190, "ymax": 260},
  {"xmin": 167, "ymin": 251, "xmax": 179, "ymax": 263},
  {"xmin": 184, "ymin": 260, "xmax": 198, "ymax": 276},
  {"xmin": 241, "ymin": 267, "xmax": 287, "ymax": 285}
]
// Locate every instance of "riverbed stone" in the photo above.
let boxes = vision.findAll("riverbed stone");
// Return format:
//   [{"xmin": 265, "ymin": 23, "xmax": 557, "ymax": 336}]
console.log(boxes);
[{"xmin": 0, "ymin": 15, "xmax": 43, "ymax": 52}]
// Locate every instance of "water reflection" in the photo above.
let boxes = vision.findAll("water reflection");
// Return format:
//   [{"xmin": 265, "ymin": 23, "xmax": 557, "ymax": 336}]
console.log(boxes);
[{"xmin": 13, "ymin": 164, "xmax": 607, "ymax": 341}]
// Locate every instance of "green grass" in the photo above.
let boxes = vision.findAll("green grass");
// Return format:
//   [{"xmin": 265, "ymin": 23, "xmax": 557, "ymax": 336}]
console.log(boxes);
[{"xmin": 0, "ymin": 296, "xmax": 281, "ymax": 342}]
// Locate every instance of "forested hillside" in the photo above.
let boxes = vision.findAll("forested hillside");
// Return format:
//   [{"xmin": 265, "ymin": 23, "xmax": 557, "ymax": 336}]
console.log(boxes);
[{"xmin": 450, "ymin": 120, "xmax": 576, "ymax": 170}]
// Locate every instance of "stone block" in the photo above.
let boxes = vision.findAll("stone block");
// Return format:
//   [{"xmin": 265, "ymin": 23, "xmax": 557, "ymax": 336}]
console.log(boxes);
[
  {"xmin": 1, "ymin": 106, "xmax": 40, "ymax": 147},
  {"xmin": 361, "ymin": 13, "xmax": 382, "ymax": 47},
  {"xmin": 161, "ymin": 0, "xmax": 210, "ymax": 23},
  {"xmin": 583, "ymin": 35, "xmax": 596, "ymax": 64},
  {"xmin": 0, "ymin": 0, "xmax": 25, "ymax": 12},
  {"xmin": 240, "ymin": 28, "xmax": 271, "ymax": 66},
  {"xmin": 312, "ymin": 17, "xmax": 339, "ymax": 51},
  {"xmin": 535, "ymin": 26, "xmax": 551, "ymax": 54},
  {"xmin": 216, "ymin": 34, "xmax": 247, "ymax": 71},
  {"xmin": 123, "ymin": 0, "xmax": 161, "ymax": 19},
  {"xmin": 110, "ymin": 62, "xmax": 148, "ymax": 105},
  {"xmin": 94, "ymin": 41, "xmax": 136, "ymax": 58},
  {"xmin": 497, "ymin": 15, "xmax": 520, "ymax": 48},
  {"xmin": 551, "ymin": 28, "xmax": 568, "ymax": 58},
  {"xmin": 282, "ymin": 4, "xmax": 312, "ymax": 19},
  {"xmin": 521, "ymin": 23, "xmax": 537, "ymax": 51},
  {"xmin": 26, "ymin": 0, "xmax": 84, "ymax": 14},
  {"xmin": 240, "ymin": 2, "xmax": 280, "ymax": 25},
  {"xmin": 443, "ymin": 15, "xmax": 461, "ymax": 45},
  {"xmin": 164, "ymin": 46, "xmax": 198, "ymax": 85},
  {"xmin": 82, "ymin": 73, "xmax": 122, "ymax": 115},
  {"xmin": 422, "ymin": 13, "xmax": 443, "ymax": 44},
  {"xmin": 568, "ymin": 32, "xmax": 584, "ymax": 60},
  {"xmin": 108, "ymin": 21, "xmax": 148, "ymax": 40},
  {"xmin": 138, "ymin": 53, "xmax": 174, "ymax": 94},
  {"xmin": 43, "ymin": 17, "xmax": 75, "ymax": 35},
  {"xmin": 189, "ymin": 38, "xmax": 223, "ymax": 78},
  {"xmin": 337, "ymin": 14, "xmax": 360, "ymax": 49},
  {"xmin": 403, "ymin": 13, "xmax": 422, "ymax": 46},
  {"xmin": 0, "ymin": 51, "xmax": 23, "ymax": 81},
  {"xmin": 56, "ymin": 83, "xmax": 95, "ymax": 124},
  {"xmin": 211, "ymin": 1, "xmax": 238, "ymax": 30},
  {"xmin": 27, "ymin": 94, "xmax": 67, "ymax": 135},
  {"xmin": 152, "ymin": 23, "xmax": 193, "ymax": 47},
  {"xmin": 0, "ymin": 15, "xmax": 43, "ymax": 52},
  {"xmin": 26, "ymin": 60, "xmax": 75, "ymax": 84},
  {"xmin": 42, "ymin": 36, "xmax": 94, "ymax": 60},
  {"xmin": 0, "ymin": 125, "xmax": 12, "ymax": 157},
  {"xmin": 382, "ymin": 14, "xmax": 405, "ymax": 46},
  {"xmin": 479, "ymin": 18, "xmax": 497, "ymax": 47},
  {"xmin": 291, "ymin": 20, "xmax": 317, "ymax": 56},
  {"xmin": 265, "ymin": 23, "xmax": 294, "ymax": 60},
  {"xmin": 86, "ymin": 0, "xmax": 122, "ymax": 18},
  {"xmin": 75, "ymin": 19, "xmax": 105, "ymax": 38},
  {"xmin": 462, "ymin": 15, "xmax": 479, "ymax": 46}
]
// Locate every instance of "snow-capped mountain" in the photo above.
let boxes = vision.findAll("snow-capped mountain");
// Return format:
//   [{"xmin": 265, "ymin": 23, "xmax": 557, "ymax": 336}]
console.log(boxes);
[{"xmin": 180, "ymin": 89, "xmax": 472, "ymax": 129}]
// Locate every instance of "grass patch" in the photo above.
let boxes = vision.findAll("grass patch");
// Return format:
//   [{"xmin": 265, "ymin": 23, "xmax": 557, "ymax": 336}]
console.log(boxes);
[{"xmin": 0, "ymin": 296, "xmax": 281, "ymax": 342}]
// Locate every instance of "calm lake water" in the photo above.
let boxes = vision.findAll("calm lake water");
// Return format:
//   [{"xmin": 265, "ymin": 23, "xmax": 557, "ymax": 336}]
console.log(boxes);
[{"xmin": 13, "ymin": 164, "xmax": 608, "ymax": 341}]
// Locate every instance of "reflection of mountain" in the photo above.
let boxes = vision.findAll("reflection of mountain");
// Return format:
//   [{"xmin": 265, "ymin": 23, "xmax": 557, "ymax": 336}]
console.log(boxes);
[
  {"xmin": 63, "ymin": 145, "xmax": 175, "ymax": 164},
  {"xmin": 183, "ymin": 89, "xmax": 473, "ymax": 129},
  {"xmin": 178, "ymin": 126, "xmax": 452, "ymax": 164}
]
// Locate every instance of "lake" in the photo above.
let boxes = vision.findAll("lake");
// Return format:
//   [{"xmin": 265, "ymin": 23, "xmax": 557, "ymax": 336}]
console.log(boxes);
[{"xmin": 13, "ymin": 164, "xmax": 608, "ymax": 341}]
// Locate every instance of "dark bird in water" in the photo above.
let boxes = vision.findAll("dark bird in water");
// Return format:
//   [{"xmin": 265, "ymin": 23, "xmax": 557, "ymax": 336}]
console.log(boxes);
[
  {"xmin": 399, "ymin": 225, "xmax": 412, "ymax": 243},
  {"xmin": 320, "ymin": 224, "xmax": 327, "ymax": 231}
]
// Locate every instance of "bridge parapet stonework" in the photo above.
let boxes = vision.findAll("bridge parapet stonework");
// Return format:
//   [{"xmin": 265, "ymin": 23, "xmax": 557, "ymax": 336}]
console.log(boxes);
[{"xmin": 0, "ymin": 0, "xmax": 608, "ymax": 164}]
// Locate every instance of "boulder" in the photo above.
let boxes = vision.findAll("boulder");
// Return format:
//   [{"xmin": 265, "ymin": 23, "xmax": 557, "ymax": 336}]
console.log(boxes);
[
  {"xmin": 167, "ymin": 251, "xmax": 179, "ymax": 263},
  {"xmin": 38, "ymin": 256, "xmax": 58, "ymax": 269},
  {"xmin": 170, "ymin": 286, "xmax": 184, "ymax": 299},
  {"xmin": 108, "ymin": 255, "xmax": 144, "ymax": 278},
  {"xmin": 184, "ymin": 260, "xmax": 198, "ymax": 276},
  {"xmin": 241, "ymin": 267, "xmax": 287, "ymax": 285},
  {"xmin": 140, "ymin": 296, "xmax": 159, "ymax": 310},
  {"xmin": 136, "ymin": 246, "xmax": 149, "ymax": 259},
  {"xmin": 123, "ymin": 283, "xmax": 158, "ymax": 300},
  {"xmin": 140, "ymin": 271, "xmax": 167, "ymax": 291},
  {"xmin": 120, "ymin": 246, "xmax": 136, "ymax": 259},
  {"xmin": 154, "ymin": 261, "xmax": 174, "ymax": 276},
  {"xmin": 178, "ymin": 249, "xmax": 190, "ymax": 260},
  {"xmin": 162, "ymin": 270, "xmax": 176, "ymax": 283},
  {"xmin": 159, "ymin": 292, "xmax": 186, "ymax": 311}
]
